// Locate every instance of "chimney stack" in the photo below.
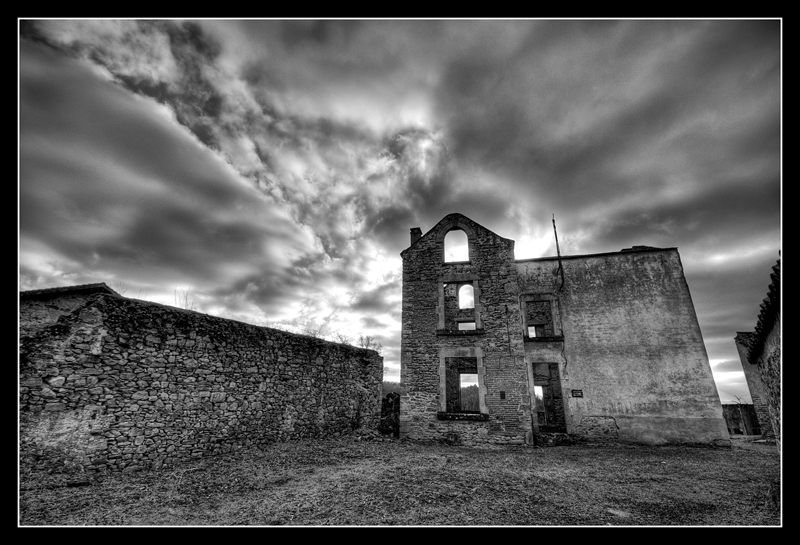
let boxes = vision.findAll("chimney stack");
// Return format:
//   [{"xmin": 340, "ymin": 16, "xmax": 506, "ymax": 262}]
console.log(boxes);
[{"xmin": 410, "ymin": 227, "xmax": 422, "ymax": 245}]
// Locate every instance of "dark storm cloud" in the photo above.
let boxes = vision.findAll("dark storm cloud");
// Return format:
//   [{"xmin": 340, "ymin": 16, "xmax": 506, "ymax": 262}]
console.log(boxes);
[
  {"xmin": 360, "ymin": 205, "xmax": 417, "ymax": 255},
  {"xmin": 577, "ymin": 176, "xmax": 780, "ymax": 255},
  {"xmin": 349, "ymin": 279, "xmax": 401, "ymax": 313},
  {"xmin": 211, "ymin": 272, "xmax": 307, "ymax": 312},
  {"xmin": 433, "ymin": 20, "xmax": 780, "ymax": 222},
  {"xmin": 684, "ymin": 248, "xmax": 779, "ymax": 391},
  {"xmin": 21, "ymin": 21, "xmax": 406, "ymax": 310},
  {"xmin": 278, "ymin": 20, "xmax": 366, "ymax": 51},
  {"xmin": 20, "ymin": 38, "xmax": 315, "ymax": 298},
  {"xmin": 19, "ymin": 20, "xmax": 780, "ymax": 395},
  {"xmin": 359, "ymin": 316, "xmax": 386, "ymax": 329},
  {"xmin": 688, "ymin": 251, "xmax": 781, "ymax": 332},
  {"xmin": 31, "ymin": 21, "xmax": 228, "ymax": 150}
]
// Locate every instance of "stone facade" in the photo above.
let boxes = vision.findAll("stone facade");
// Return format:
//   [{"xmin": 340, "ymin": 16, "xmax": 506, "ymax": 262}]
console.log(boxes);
[
  {"xmin": 736, "ymin": 258, "xmax": 780, "ymax": 447},
  {"xmin": 734, "ymin": 332, "xmax": 773, "ymax": 437},
  {"xmin": 19, "ymin": 285, "xmax": 383, "ymax": 473},
  {"xmin": 400, "ymin": 213, "xmax": 729, "ymax": 447}
]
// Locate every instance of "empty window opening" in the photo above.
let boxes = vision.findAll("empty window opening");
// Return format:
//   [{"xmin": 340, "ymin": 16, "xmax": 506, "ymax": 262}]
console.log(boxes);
[
  {"xmin": 528, "ymin": 324, "xmax": 545, "ymax": 338},
  {"xmin": 458, "ymin": 284, "xmax": 474, "ymax": 309},
  {"xmin": 444, "ymin": 229, "xmax": 469, "ymax": 262},
  {"xmin": 525, "ymin": 300, "xmax": 554, "ymax": 338},
  {"xmin": 443, "ymin": 282, "xmax": 478, "ymax": 331},
  {"xmin": 445, "ymin": 357, "xmax": 480, "ymax": 413},
  {"xmin": 460, "ymin": 374, "xmax": 480, "ymax": 412}
]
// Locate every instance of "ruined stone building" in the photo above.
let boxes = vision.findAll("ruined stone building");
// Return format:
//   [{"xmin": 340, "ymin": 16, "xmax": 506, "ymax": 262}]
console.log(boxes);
[
  {"xmin": 721, "ymin": 402, "xmax": 761, "ymax": 436},
  {"xmin": 20, "ymin": 284, "xmax": 383, "ymax": 472},
  {"xmin": 400, "ymin": 213, "xmax": 729, "ymax": 446},
  {"xmin": 734, "ymin": 257, "xmax": 781, "ymax": 446}
]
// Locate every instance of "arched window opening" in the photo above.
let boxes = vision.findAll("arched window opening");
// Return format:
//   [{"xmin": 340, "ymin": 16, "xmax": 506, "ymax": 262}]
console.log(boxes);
[
  {"xmin": 444, "ymin": 229, "xmax": 469, "ymax": 262},
  {"xmin": 458, "ymin": 284, "xmax": 474, "ymax": 309}
]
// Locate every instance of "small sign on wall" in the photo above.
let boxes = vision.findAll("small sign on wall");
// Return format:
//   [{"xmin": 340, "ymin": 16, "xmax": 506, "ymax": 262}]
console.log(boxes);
[{"xmin": 571, "ymin": 389, "xmax": 584, "ymax": 398}]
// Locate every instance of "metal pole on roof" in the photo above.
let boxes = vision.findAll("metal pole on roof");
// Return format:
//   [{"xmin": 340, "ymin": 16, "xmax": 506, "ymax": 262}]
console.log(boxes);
[{"xmin": 553, "ymin": 214, "xmax": 565, "ymax": 291}]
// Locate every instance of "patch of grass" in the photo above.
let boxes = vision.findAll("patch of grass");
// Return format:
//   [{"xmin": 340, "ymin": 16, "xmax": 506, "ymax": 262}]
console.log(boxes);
[{"xmin": 19, "ymin": 438, "xmax": 781, "ymax": 526}]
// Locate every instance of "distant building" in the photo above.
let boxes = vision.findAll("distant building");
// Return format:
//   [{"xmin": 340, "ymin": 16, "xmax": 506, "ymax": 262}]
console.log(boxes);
[
  {"xmin": 721, "ymin": 402, "xmax": 761, "ymax": 436},
  {"xmin": 399, "ymin": 213, "xmax": 729, "ymax": 446},
  {"xmin": 734, "ymin": 257, "xmax": 781, "ymax": 446}
]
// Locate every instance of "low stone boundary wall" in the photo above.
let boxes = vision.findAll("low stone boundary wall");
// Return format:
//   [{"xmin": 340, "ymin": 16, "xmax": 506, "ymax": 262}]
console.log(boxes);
[{"xmin": 20, "ymin": 293, "xmax": 383, "ymax": 473}]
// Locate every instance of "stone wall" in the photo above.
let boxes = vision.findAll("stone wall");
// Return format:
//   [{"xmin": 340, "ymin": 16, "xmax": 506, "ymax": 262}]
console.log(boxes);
[
  {"xmin": 750, "ymin": 259, "xmax": 780, "ymax": 448},
  {"xmin": 734, "ymin": 332, "xmax": 773, "ymax": 437},
  {"xmin": 20, "ymin": 285, "xmax": 114, "ymax": 338},
  {"xmin": 20, "ymin": 291, "xmax": 383, "ymax": 473},
  {"xmin": 399, "ymin": 214, "xmax": 529, "ymax": 445},
  {"xmin": 753, "ymin": 313, "xmax": 781, "ymax": 447}
]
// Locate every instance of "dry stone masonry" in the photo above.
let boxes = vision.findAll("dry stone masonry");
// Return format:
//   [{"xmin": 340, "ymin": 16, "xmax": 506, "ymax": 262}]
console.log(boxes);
[
  {"xmin": 400, "ymin": 213, "xmax": 730, "ymax": 447},
  {"xmin": 734, "ymin": 332, "xmax": 773, "ymax": 438},
  {"xmin": 734, "ymin": 257, "xmax": 780, "ymax": 447},
  {"xmin": 20, "ymin": 285, "xmax": 383, "ymax": 473}
]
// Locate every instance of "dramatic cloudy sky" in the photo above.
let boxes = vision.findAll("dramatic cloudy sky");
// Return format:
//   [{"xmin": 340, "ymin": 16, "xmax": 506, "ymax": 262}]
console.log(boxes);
[{"xmin": 18, "ymin": 20, "xmax": 780, "ymax": 401}]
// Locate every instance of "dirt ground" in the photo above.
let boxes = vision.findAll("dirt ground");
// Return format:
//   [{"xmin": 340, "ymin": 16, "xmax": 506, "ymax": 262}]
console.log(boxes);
[{"xmin": 19, "ymin": 434, "xmax": 781, "ymax": 526}]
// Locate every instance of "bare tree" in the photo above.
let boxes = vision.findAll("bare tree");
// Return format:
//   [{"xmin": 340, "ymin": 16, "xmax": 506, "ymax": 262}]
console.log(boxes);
[
  {"xmin": 297, "ymin": 317, "xmax": 328, "ymax": 338},
  {"xmin": 174, "ymin": 288, "xmax": 197, "ymax": 311},
  {"xmin": 358, "ymin": 335, "xmax": 383, "ymax": 354},
  {"xmin": 111, "ymin": 281, "xmax": 129, "ymax": 295},
  {"xmin": 332, "ymin": 331, "xmax": 353, "ymax": 345},
  {"xmin": 290, "ymin": 306, "xmax": 340, "ymax": 339}
]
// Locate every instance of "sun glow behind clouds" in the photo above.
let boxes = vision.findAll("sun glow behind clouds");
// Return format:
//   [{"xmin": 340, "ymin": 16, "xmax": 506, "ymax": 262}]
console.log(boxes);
[
  {"xmin": 708, "ymin": 358, "xmax": 751, "ymax": 403},
  {"xmin": 704, "ymin": 244, "xmax": 777, "ymax": 266},
  {"xmin": 514, "ymin": 232, "xmax": 556, "ymax": 260}
]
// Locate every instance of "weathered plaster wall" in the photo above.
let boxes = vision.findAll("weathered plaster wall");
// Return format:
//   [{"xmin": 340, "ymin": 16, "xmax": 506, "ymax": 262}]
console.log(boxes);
[
  {"xmin": 516, "ymin": 249, "xmax": 729, "ymax": 446},
  {"xmin": 734, "ymin": 332, "xmax": 772, "ymax": 437},
  {"xmin": 400, "ymin": 214, "xmax": 529, "ymax": 445},
  {"xmin": 20, "ymin": 293, "xmax": 383, "ymax": 473}
]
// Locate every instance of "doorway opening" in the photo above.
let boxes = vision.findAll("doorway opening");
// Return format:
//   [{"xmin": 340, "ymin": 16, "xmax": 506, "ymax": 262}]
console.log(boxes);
[{"xmin": 532, "ymin": 362, "xmax": 566, "ymax": 432}]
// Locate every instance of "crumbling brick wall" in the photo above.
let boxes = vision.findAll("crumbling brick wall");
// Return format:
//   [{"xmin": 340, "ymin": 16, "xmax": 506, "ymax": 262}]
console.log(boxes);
[{"xmin": 20, "ymin": 292, "xmax": 383, "ymax": 473}]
